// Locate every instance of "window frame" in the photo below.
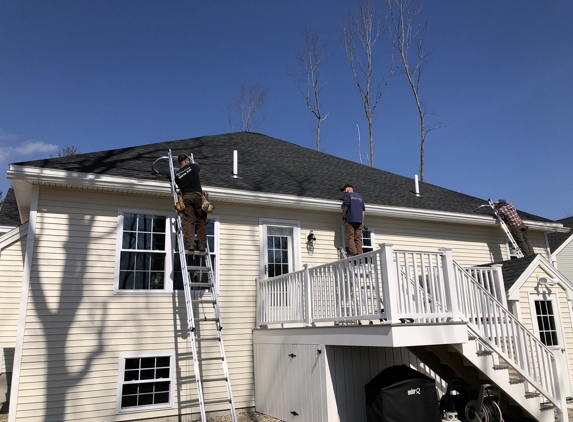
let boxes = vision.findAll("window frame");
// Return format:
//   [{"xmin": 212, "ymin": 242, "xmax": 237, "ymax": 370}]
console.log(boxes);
[
  {"xmin": 259, "ymin": 218, "xmax": 301, "ymax": 280},
  {"xmin": 116, "ymin": 352, "xmax": 175, "ymax": 414},
  {"xmin": 114, "ymin": 209, "xmax": 173, "ymax": 294},
  {"xmin": 528, "ymin": 291, "xmax": 563, "ymax": 349}
]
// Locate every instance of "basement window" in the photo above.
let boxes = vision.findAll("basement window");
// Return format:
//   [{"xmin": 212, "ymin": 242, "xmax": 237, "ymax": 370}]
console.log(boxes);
[{"xmin": 117, "ymin": 354, "xmax": 174, "ymax": 413}]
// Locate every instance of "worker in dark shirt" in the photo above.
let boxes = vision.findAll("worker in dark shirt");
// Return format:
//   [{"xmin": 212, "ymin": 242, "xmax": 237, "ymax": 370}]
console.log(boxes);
[
  {"xmin": 341, "ymin": 184, "xmax": 365, "ymax": 256},
  {"xmin": 175, "ymin": 154, "xmax": 207, "ymax": 251}
]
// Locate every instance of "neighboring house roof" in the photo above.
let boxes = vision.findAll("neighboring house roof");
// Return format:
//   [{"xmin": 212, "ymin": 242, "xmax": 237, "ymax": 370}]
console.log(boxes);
[
  {"xmin": 479, "ymin": 254, "xmax": 573, "ymax": 300},
  {"xmin": 7, "ymin": 132, "xmax": 555, "ymax": 225},
  {"xmin": 548, "ymin": 216, "xmax": 573, "ymax": 255},
  {"xmin": 0, "ymin": 188, "xmax": 20, "ymax": 227}
]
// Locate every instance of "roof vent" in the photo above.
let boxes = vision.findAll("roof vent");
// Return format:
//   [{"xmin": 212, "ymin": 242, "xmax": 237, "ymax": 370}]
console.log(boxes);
[
  {"xmin": 232, "ymin": 150, "xmax": 242, "ymax": 180},
  {"xmin": 412, "ymin": 174, "xmax": 423, "ymax": 198}
]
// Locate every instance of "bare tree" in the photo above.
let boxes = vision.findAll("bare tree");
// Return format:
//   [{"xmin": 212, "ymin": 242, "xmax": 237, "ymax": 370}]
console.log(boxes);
[
  {"xmin": 49, "ymin": 146, "xmax": 80, "ymax": 158},
  {"xmin": 226, "ymin": 83, "xmax": 269, "ymax": 132},
  {"xmin": 341, "ymin": 0, "xmax": 396, "ymax": 167},
  {"xmin": 0, "ymin": 189, "xmax": 3, "ymax": 209},
  {"xmin": 386, "ymin": 0, "xmax": 443, "ymax": 181},
  {"xmin": 289, "ymin": 28, "xmax": 330, "ymax": 151}
]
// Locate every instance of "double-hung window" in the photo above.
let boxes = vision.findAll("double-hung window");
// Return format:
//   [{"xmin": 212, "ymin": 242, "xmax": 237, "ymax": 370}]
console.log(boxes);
[
  {"xmin": 117, "ymin": 212, "xmax": 168, "ymax": 290},
  {"xmin": 117, "ymin": 353, "xmax": 174, "ymax": 413}
]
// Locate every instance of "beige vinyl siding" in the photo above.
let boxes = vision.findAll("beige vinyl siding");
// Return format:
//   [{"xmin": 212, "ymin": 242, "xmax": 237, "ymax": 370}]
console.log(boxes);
[
  {"xmin": 0, "ymin": 230, "xmax": 26, "ymax": 375},
  {"xmin": 556, "ymin": 240, "xmax": 573, "ymax": 283},
  {"xmin": 517, "ymin": 267, "xmax": 573, "ymax": 389},
  {"xmin": 12, "ymin": 185, "xmax": 553, "ymax": 421}
]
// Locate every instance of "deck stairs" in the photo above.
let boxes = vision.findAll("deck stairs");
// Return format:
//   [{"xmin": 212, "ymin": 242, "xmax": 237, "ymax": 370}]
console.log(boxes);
[{"xmin": 257, "ymin": 245, "xmax": 568, "ymax": 422}]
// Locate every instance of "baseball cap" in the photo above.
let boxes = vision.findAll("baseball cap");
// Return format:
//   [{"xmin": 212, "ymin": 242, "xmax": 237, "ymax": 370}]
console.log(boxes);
[{"xmin": 177, "ymin": 154, "xmax": 189, "ymax": 163}]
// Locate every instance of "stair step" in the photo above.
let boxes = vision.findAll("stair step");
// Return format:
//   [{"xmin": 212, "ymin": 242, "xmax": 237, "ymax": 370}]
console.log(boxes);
[
  {"xmin": 539, "ymin": 402, "xmax": 555, "ymax": 411},
  {"xmin": 476, "ymin": 350, "xmax": 493, "ymax": 356},
  {"xmin": 524, "ymin": 392, "xmax": 541, "ymax": 399},
  {"xmin": 509, "ymin": 377, "xmax": 525, "ymax": 384},
  {"xmin": 492, "ymin": 364, "xmax": 509, "ymax": 370}
]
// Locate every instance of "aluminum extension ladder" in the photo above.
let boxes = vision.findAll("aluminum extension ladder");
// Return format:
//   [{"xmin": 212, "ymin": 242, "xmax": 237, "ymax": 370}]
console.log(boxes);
[
  {"xmin": 478, "ymin": 199, "xmax": 524, "ymax": 258},
  {"xmin": 155, "ymin": 150, "xmax": 237, "ymax": 422}
]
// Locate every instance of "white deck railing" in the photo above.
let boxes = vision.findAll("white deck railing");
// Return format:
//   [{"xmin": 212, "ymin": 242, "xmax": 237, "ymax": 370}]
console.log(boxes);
[
  {"xmin": 454, "ymin": 262, "xmax": 562, "ymax": 408},
  {"xmin": 257, "ymin": 244, "xmax": 460, "ymax": 326}
]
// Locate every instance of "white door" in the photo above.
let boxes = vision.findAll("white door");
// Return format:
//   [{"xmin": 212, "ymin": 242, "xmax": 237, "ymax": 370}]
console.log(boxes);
[{"xmin": 260, "ymin": 220, "xmax": 300, "ymax": 280}]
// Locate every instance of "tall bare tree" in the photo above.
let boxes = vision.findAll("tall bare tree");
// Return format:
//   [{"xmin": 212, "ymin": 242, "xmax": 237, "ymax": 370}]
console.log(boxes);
[
  {"xmin": 386, "ymin": 0, "xmax": 442, "ymax": 181},
  {"xmin": 49, "ymin": 146, "xmax": 80, "ymax": 158},
  {"xmin": 289, "ymin": 28, "xmax": 330, "ymax": 151},
  {"xmin": 341, "ymin": 0, "xmax": 396, "ymax": 167},
  {"xmin": 226, "ymin": 83, "xmax": 269, "ymax": 132}
]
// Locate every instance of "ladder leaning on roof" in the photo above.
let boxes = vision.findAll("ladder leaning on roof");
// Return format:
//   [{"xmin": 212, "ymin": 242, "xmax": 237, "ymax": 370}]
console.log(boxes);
[
  {"xmin": 487, "ymin": 198, "xmax": 524, "ymax": 258},
  {"xmin": 152, "ymin": 150, "xmax": 237, "ymax": 422}
]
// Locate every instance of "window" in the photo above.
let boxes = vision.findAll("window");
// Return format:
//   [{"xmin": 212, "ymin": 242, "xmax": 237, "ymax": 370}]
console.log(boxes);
[
  {"xmin": 118, "ymin": 213, "xmax": 167, "ymax": 290},
  {"xmin": 534, "ymin": 299, "xmax": 558, "ymax": 346},
  {"xmin": 117, "ymin": 354, "xmax": 174, "ymax": 413},
  {"xmin": 506, "ymin": 240, "xmax": 518, "ymax": 260},
  {"xmin": 260, "ymin": 219, "xmax": 300, "ymax": 280}
]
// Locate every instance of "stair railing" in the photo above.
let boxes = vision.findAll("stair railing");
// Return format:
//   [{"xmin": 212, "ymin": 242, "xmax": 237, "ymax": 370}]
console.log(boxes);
[{"xmin": 454, "ymin": 261, "xmax": 563, "ymax": 409}]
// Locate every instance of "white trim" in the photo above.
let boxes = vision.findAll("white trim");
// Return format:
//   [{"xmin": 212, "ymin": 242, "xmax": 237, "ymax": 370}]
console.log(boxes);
[
  {"xmin": 8, "ymin": 185, "xmax": 39, "ymax": 422},
  {"xmin": 0, "ymin": 222, "xmax": 28, "ymax": 250},
  {"xmin": 0, "ymin": 225, "xmax": 17, "ymax": 236},
  {"xmin": 259, "ymin": 218, "xmax": 301, "ymax": 280},
  {"xmin": 528, "ymin": 291, "xmax": 563, "ymax": 349},
  {"xmin": 9, "ymin": 165, "xmax": 568, "ymax": 233},
  {"xmin": 506, "ymin": 255, "xmax": 573, "ymax": 301},
  {"xmin": 115, "ymin": 351, "xmax": 175, "ymax": 414}
]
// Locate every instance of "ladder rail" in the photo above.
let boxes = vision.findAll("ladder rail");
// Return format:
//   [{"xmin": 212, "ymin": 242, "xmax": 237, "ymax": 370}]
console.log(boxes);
[
  {"xmin": 164, "ymin": 150, "xmax": 237, "ymax": 422},
  {"xmin": 487, "ymin": 199, "xmax": 524, "ymax": 258}
]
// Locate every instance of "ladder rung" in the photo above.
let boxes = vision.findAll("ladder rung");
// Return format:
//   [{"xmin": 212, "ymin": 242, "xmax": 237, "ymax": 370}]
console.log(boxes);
[
  {"xmin": 189, "ymin": 266, "xmax": 210, "ymax": 271},
  {"xmin": 204, "ymin": 398, "xmax": 232, "ymax": 405},
  {"xmin": 196, "ymin": 336, "xmax": 220, "ymax": 342},
  {"xmin": 189, "ymin": 282, "xmax": 213, "ymax": 288},
  {"xmin": 185, "ymin": 250, "xmax": 208, "ymax": 256},
  {"xmin": 192, "ymin": 299, "xmax": 216, "ymax": 305},
  {"xmin": 197, "ymin": 356, "xmax": 224, "ymax": 362},
  {"xmin": 202, "ymin": 377, "xmax": 228, "ymax": 383},
  {"xmin": 199, "ymin": 317, "xmax": 219, "ymax": 322}
]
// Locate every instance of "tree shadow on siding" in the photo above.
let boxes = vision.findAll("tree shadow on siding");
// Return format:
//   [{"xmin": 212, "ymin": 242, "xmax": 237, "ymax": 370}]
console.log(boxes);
[{"xmin": 29, "ymin": 213, "xmax": 107, "ymax": 422}]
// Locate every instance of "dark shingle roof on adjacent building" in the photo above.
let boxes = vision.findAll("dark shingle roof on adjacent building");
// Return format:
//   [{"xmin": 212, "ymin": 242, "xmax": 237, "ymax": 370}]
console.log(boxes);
[
  {"xmin": 547, "ymin": 217, "xmax": 573, "ymax": 252},
  {"xmin": 12, "ymin": 132, "xmax": 551, "ymax": 221},
  {"xmin": 0, "ymin": 188, "xmax": 20, "ymax": 227},
  {"xmin": 479, "ymin": 254, "xmax": 538, "ymax": 290}
]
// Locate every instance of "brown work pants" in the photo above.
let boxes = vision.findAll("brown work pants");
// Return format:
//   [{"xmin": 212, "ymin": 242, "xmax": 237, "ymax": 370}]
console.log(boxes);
[
  {"xmin": 344, "ymin": 222, "xmax": 363, "ymax": 256},
  {"xmin": 182, "ymin": 192, "xmax": 207, "ymax": 249},
  {"xmin": 510, "ymin": 224, "xmax": 534, "ymax": 256}
]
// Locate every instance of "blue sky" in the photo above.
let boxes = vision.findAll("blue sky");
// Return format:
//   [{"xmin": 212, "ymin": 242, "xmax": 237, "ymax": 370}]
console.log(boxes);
[{"xmin": 1, "ymin": 1, "xmax": 572, "ymax": 220}]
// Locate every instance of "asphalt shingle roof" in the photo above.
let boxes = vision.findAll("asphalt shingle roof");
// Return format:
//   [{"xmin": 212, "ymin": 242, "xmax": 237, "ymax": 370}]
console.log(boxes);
[
  {"xmin": 0, "ymin": 188, "xmax": 20, "ymax": 227},
  {"xmin": 12, "ymin": 132, "xmax": 552, "ymax": 221},
  {"xmin": 547, "ymin": 217, "xmax": 573, "ymax": 252}
]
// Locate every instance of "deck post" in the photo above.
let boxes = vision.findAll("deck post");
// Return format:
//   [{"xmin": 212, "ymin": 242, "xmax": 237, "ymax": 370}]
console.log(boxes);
[
  {"xmin": 491, "ymin": 264, "xmax": 507, "ymax": 307},
  {"xmin": 304, "ymin": 264, "xmax": 313, "ymax": 326},
  {"xmin": 439, "ymin": 248, "xmax": 461, "ymax": 321},
  {"xmin": 379, "ymin": 243, "xmax": 398, "ymax": 323}
]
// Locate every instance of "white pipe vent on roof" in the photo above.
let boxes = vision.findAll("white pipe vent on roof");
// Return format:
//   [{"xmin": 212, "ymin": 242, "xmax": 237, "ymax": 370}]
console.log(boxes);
[{"xmin": 232, "ymin": 150, "xmax": 242, "ymax": 179}]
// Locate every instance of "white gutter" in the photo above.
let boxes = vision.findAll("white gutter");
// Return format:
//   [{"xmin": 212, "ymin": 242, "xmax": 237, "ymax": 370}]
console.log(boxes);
[{"xmin": 8, "ymin": 165, "xmax": 568, "ymax": 233}]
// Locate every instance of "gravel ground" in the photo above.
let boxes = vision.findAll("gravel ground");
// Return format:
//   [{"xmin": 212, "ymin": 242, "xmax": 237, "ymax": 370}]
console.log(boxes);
[{"xmin": 1, "ymin": 404, "xmax": 572, "ymax": 421}]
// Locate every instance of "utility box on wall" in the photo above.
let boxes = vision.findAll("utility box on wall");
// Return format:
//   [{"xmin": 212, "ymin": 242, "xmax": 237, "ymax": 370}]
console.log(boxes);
[{"xmin": 254, "ymin": 342, "xmax": 330, "ymax": 422}]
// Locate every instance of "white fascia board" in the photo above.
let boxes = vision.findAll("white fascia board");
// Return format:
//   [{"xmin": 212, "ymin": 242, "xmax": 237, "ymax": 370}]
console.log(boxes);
[{"xmin": 8, "ymin": 165, "xmax": 567, "ymax": 233}]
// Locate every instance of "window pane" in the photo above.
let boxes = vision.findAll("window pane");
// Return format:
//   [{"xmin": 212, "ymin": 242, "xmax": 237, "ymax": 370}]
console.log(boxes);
[
  {"xmin": 120, "ymin": 253, "xmax": 135, "ymax": 271},
  {"xmin": 120, "ymin": 272, "xmax": 134, "ymax": 290},
  {"xmin": 122, "ymin": 232, "xmax": 136, "ymax": 249},
  {"xmin": 152, "ymin": 233, "xmax": 165, "ymax": 250},
  {"xmin": 123, "ymin": 214, "xmax": 136, "ymax": 231},
  {"xmin": 153, "ymin": 217, "xmax": 166, "ymax": 233},
  {"xmin": 156, "ymin": 368, "xmax": 170, "ymax": 379},
  {"xmin": 124, "ymin": 370, "xmax": 139, "ymax": 382},
  {"xmin": 121, "ymin": 395, "xmax": 137, "ymax": 408},
  {"xmin": 139, "ymin": 381, "xmax": 154, "ymax": 392},
  {"xmin": 155, "ymin": 392, "xmax": 169, "ymax": 404},
  {"xmin": 155, "ymin": 381, "xmax": 170, "ymax": 392},
  {"xmin": 139, "ymin": 393, "xmax": 153, "ymax": 406}
]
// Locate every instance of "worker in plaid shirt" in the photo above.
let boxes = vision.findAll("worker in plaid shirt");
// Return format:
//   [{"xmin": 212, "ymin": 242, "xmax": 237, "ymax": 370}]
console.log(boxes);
[{"xmin": 495, "ymin": 199, "xmax": 534, "ymax": 256}]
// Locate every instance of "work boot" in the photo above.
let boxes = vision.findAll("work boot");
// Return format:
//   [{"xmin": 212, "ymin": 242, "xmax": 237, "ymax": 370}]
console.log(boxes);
[
  {"xmin": 198, "ymin": 245, "xmax": 206, "ymax": 252},
  {"xmin": 187, "ymin": 244, "xmax": 196, "ymax": 252}
]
